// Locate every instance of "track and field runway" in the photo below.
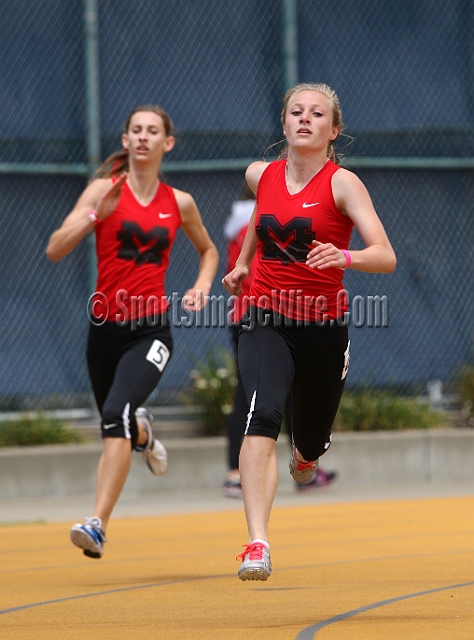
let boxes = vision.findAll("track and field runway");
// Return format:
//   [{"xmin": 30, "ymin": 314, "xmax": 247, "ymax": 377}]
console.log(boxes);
[{"xmin": 1, "ymin": 491, "xmax": 473, "ymax": 639}]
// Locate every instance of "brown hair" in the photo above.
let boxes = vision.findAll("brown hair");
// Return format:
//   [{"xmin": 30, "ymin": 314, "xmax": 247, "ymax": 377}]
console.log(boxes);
[
  {"xmin": 280, "ymin": 82, "xmax": 344, "ymax": 163},
  {"xmin": 90, "ymin": 105, "xmax": 174, "ymax": 182}
]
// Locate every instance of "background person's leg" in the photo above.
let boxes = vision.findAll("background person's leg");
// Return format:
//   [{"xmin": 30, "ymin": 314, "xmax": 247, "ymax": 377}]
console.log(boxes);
[{"xmin": 225, "ymin": 325, "xmax": 247, "ymax": 493}]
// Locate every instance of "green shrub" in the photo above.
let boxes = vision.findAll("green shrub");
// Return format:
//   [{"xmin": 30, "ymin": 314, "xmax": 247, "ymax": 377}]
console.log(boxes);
[
  {"xmin": 0, "ymin": 414, "xmax": 85, "ymax": 447},
  {"xmin": 184, "ymin": 348, "xmax": 238, "ymax": 436},
  {"xmin": 333, "ymin": 390, "xmax": 445, "ymax": 432},
  {"xmin": 454, "ymin": 365, "xmax": 474, "ymax": 417}
]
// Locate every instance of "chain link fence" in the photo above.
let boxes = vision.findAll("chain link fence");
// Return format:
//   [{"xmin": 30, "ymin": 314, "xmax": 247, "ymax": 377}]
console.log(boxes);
[{"xmin": 1, "ymin": 0, "xmax": 473, "ymax": 410}]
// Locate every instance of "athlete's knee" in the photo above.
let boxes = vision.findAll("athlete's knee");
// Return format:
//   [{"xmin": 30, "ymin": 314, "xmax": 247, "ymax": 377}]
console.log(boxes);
[
  {"xmin": 246, "ymin": 405, "xmax": 282, "ymax": 439},
  {"xmin": 101, "ymin": 402, "xmax": 137, "ymax": 443}
]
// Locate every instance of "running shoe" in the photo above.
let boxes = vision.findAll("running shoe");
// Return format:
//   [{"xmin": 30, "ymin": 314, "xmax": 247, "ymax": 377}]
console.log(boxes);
[
  {"xmin": 236, "ymin": 540, "xmax": 272, "ymax": 581},
  {"xmin": 295, "ymin": 467, "xmax": 337, "ymax": 491},
  {"xmin": 70, "ymin": 516, "xmax": 107, "ymax": 559},
  {"xmin": 135, "ymin": 407, "xmax": 168, "ymax": 476},
  {"xmin": 289, "ymin": 445, "xmax": 319, "ymax": 485},
  {"xmin": 223, "ymin": 478, "xmax": 243, "ymax": 499}
]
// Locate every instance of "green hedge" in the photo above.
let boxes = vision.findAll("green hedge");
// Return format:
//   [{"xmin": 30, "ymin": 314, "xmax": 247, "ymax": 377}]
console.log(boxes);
[
  {"xmin": 0, "ymin": 414, "xmax": 85, "ymax": 447},
  {"xmin": 455, "ymin": 365, "xmax": 474, "ymax": 417},
  {"xmin": 184, "ymin": 348, "xmax": 237, "ymax": 436},
  {"xmin": 333, "ymin": 391, "xmax": 445, "ymax": 432}
]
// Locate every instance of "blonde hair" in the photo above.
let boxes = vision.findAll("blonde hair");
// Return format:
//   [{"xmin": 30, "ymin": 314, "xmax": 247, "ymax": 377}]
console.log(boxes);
[
  {"xmin": 90, "ymin": 105, "xmax": 174, "ymax": 182},
  {"xmin": 280, "ymin": 82, "xmax": 344, "ymax": 163}
]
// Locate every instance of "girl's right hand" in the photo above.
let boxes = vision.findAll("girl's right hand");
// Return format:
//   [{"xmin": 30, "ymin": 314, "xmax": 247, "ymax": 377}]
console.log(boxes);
[
  {"xmin": 95, "ymin": 173, "xmax": 128, "ymax": 221},
  {"xmin": 222, "ymin": 265, "xmax": 249, "ymax": 296}
]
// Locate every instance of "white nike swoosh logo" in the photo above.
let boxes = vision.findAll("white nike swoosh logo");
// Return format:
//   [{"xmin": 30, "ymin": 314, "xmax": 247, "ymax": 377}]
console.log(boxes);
[
  {"xmin": 103, "ymin": 423, "xmax": 117, "ymax": 430},
  {"xmin": 302, "ymin": 202, "xmax": 321, "ymax": 208},
  {"xmin": 158, "ymin": 212, "xmax": 172, "ymax": 218}
]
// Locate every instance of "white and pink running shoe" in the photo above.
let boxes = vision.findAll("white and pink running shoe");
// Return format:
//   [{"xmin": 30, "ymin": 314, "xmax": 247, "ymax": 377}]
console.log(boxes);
[{"xmin": 237, "ymin": 540, "xmax": 272, "ymax": 581}]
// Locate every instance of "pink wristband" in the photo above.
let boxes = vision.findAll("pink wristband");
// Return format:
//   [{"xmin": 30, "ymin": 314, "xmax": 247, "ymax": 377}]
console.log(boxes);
[
  {"xmin": 341, "ymin": 249, "xmax": 352, "ymax": 268},
  {"xmin": 88, "ymin": 210, "xmax": 99, "ymax": 225}
]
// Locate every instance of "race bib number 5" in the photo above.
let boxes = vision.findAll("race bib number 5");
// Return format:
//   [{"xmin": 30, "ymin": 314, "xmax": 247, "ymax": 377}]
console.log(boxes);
[{"xmin": 146, "ymin": 340, "xmax": 171, "ymax": 372}]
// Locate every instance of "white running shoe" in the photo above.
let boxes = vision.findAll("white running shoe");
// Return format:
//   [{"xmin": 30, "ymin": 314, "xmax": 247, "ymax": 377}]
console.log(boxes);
[
  {"xmin": 289, "ymin": 445, "xmax": 319, "ymax": 485},
  {"xmin": 70, "ymin": 516, "xmax": 107, "ymax": 559},
  {"xmin": 237, "ymin": 540, "xmax": 272, "ymax": 581},
  {"xmin": 135, "ymin": 407, "xmax": 168, "ymax": 476}
]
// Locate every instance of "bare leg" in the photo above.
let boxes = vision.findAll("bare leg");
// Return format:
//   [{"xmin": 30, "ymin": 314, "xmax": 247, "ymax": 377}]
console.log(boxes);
[
  {"xmin": 239, "ymin": 434, "xmax": 278, "ymax": 542},
  {"xmin": 93, "ymin": 438, "xmax": 132, "ymax": 533},
  {"xmin": 90, "ymin": 418, "xmax": 150, "ymax": 534}
]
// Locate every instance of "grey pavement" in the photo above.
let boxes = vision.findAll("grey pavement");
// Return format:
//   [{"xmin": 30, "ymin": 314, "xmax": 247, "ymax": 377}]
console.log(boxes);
[{"xmin": 1, "ymin": 479, "xmax": 474, "ymax": 525}]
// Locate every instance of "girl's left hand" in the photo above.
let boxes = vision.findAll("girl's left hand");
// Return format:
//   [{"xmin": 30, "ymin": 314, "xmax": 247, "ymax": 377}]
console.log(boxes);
[
  {"xmin": 306, "ymin": 240, "xmax": 348, "ymax": 270},
  {"xmin": 182, "ymin": 288, "xmax": 205, "ymax": 311}
]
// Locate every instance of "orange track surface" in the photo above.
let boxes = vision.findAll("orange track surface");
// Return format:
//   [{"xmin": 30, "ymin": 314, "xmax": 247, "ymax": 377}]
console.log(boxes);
[{"xmin": 1, "ymin": 496, "xmax": 473, "ymax": 639}]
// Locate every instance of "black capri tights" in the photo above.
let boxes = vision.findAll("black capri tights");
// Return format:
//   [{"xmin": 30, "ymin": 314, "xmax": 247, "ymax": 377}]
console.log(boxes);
[
  {"xmin": 238, "ymin": 309, "xmax": 349, "ymax": 462},
  {"xmin": 87, "ymin": 317, "xmax": 173, "ymax": 449}
]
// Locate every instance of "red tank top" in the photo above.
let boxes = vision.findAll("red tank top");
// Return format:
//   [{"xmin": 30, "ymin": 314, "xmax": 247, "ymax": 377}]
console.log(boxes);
[
  {"xmin": 250, "ymin": 159, "xmax": 353, "ymax": 322},
  {"xmin": 93, "ymin": 180, "xmax": 181, "ymax": 321}
]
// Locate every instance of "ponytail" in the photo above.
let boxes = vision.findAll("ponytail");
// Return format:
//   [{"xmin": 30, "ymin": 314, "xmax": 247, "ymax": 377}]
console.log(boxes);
[
  {"xmin": 328, "ymin": 143, "xmax": 340, "ymax": 165},
  {"xmin": 89, "ymin": 150, "xmax": 129, "ymax": 183}
]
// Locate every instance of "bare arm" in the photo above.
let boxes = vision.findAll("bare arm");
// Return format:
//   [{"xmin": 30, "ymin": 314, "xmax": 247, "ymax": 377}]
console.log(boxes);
[
  {"xmin": 306, "ymin": 168, "xmax": 396, "ymax": 273},
  {"xmin": 221, "ymin": 161, "xmax": 267, "ymax": 295},
  {"xmin": 245, "ymin": 160, "xmax": 267, "ymax": 195},
  {"xmin": 45, "ymin": 174, "xmax": 128, "ymax": 262},
  {"xmin": 174, "ymin": 189, "xmax": 219, "ymax": 311}
]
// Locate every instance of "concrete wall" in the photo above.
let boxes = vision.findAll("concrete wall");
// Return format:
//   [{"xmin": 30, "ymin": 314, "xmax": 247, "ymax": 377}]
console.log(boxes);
[{"xmin": 1, "ymin": 429, "xmax": 473, "ymax": 500}]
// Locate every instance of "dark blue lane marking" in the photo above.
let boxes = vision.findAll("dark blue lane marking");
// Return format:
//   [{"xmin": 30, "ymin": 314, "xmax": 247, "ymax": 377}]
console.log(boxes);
[
  {"xmin": 0, "ymin": 574, "xmax": 230, "ymax": 616},
  {"xmin": 3, "ymin": 567, "xmax": 473, "ymax": 640},
  {"xmin": 296, "ymin": 580, "xmax": 474, "ymax": 639}
]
